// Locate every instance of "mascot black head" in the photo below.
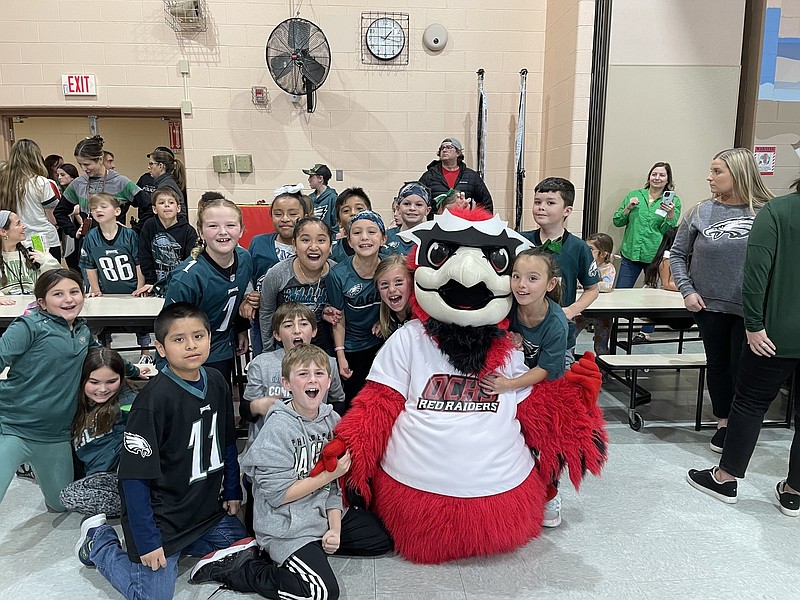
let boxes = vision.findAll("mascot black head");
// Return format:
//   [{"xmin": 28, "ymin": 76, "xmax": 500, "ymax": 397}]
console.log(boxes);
[{"xmin": 398, "ymin": 207, "xmax": 531, "ymax": 374}]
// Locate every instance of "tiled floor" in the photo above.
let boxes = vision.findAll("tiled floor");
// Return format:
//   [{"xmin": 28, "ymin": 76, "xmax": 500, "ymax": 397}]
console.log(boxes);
[{"xmin": 1, "ymin": 333, "xmax": 797, "ymax": 599}]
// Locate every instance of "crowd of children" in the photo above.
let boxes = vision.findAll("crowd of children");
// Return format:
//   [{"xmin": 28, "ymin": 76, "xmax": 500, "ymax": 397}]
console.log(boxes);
[{"xmin": 10, "ymin": 134, "xmax": 791, "ymax": 600}]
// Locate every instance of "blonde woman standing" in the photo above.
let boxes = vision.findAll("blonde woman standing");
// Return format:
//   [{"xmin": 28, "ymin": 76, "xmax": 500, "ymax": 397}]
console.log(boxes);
[{"xmin": 670, "ymin": 148, "xmax": 773, "ymax": 453}]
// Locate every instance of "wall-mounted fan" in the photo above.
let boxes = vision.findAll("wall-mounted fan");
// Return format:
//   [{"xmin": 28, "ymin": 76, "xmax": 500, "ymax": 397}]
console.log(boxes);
[{"xmin": 266, "ymin": 18, "xmax": 331, "ymax": 113}]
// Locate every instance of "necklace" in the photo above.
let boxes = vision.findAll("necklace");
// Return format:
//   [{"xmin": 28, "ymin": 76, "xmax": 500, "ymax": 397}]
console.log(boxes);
[{"xmin": 295, "ymin": 259, "xmax": 325, "ymax": 305}]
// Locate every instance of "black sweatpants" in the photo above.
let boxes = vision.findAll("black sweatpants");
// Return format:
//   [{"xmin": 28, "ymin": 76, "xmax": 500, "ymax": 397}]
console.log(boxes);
[
  {"xmin": 340, "ymin": 345, "xmax": 382, "ymax": 414},
  {"xmin": 225, "ymin": 507, "xmax": 393, "ymax": 600},
  {"xmin": 693, "ymin": 310, "xmax": 746, "ymax": 419},
  {"xmin": 720, "ymin": 348, "xmax": 800, "ymax": 489}
]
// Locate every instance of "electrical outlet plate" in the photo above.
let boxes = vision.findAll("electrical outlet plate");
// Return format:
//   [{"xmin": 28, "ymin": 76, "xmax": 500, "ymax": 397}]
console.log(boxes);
[
  {"xmin": 235, "ymin": 154, "xmax": 253, "ymax": 173},
  {"xmin": 212, "ymin": 155, "xmax": 235, "ymax": 173}
]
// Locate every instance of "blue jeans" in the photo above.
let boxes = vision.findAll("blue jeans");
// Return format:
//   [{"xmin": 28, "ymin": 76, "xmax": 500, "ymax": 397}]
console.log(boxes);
[
  {"xmin": 91, "ymin": 514, "xmax": 248, "ymax": 600},
  {"xmin": 617, "ymin": 257, "xmax": 654, "ymax": 334}
]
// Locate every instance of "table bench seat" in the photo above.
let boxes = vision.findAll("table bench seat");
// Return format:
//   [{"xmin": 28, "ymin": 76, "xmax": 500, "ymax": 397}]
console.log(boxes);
[{"xmin": 596, "ymin": 353, "xmax": 707, "ymax": 431}]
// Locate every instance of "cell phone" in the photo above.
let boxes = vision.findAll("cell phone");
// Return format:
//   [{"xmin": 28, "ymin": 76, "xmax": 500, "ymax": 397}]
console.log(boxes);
[
  {"xmin": 661, "ymin": 191, "xmax": 675, "ymax": 207},
  {"xmin": 30, "ymin": 234, "xmax": 45, "ymax": 253}
]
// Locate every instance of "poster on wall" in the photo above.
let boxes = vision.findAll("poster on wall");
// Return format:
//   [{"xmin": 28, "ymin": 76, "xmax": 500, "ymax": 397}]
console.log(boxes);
[{"xmin": 755, "ymin": 145, "xmax": 776, "ymax": 176}]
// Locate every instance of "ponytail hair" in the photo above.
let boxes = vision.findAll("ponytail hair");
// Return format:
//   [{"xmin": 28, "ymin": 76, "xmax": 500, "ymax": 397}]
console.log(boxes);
[
  {"xmin": 515, "ymin": 248, "xmax": 562, "ymax": 304},
  {"xmin": 374, "ymin": 254, "xmax": 413, "ymax": 339},
  {"xmin": 74, "ymin": 135, "xmax": 105, "ymax": 161},
  {"xmin": 643, "ymin": 227, "xmax": 678, "ymax": 288},
  {"xmin": 0, "ymin": 139, "xmax": 48, "ymax": 212},
  {"xmin": 192, "ymin": 198, "xmax": 242, "ymax": 259},
  {"xmin": 149, "ymin": 149, "xmax": 186, "ymax": 189}
]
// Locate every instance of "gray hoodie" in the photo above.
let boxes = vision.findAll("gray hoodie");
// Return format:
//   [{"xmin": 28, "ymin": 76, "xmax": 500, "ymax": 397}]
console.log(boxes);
[{"xmin": 240, "ymin": 399, "xmax": 342, "ymax": 564}]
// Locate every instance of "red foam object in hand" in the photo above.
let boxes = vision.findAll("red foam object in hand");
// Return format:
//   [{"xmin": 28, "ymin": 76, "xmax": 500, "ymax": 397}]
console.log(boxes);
[{"xmin": 309, "ymin": 438, "xmax": 347, "ymax": 477}]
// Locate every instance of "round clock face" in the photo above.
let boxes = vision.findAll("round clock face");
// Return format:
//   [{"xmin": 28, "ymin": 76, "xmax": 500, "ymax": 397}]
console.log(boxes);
[{"xmin": 366, "ymin": 17, "xmax": 405, "ymax": 60}]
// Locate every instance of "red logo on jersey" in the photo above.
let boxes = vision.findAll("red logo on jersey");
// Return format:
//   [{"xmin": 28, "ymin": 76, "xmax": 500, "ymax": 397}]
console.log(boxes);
[{"xmin": 417, "ymin": 374, "xmax": 499, "ymax": 413}]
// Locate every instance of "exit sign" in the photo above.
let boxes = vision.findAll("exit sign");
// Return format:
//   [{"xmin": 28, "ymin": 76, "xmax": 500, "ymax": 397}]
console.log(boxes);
[{"xmin": 62, "ymin": 74, "xmax": 97, "ymax": 96}]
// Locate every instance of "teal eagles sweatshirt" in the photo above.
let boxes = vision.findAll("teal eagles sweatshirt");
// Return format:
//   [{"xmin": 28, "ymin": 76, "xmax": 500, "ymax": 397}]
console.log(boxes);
[{"xmin": 0, "ymin": 310, "xmax": 139, "ymax": 443}]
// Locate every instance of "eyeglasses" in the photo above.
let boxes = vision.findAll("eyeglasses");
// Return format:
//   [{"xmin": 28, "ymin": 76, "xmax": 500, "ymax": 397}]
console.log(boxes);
[{"xmin": 440, "ymin": 144, "xmax": 456, "ymax": 151}]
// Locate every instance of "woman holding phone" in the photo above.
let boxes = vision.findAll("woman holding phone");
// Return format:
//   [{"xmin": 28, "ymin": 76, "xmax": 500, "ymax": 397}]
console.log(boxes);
[{"xmin": 613, "ymin": 161, "xmax": 681, "ymax": 341}]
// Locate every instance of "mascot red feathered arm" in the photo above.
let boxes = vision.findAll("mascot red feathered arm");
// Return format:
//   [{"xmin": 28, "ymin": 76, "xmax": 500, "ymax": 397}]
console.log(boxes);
[{"xmin": 335, "ymin": 207, "xmax": 607, "ymax": 564}]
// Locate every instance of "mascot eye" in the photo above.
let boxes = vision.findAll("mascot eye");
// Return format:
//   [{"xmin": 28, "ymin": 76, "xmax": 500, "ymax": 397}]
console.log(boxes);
[
  {"xmin": 486, "ymin": 248, "xmax": 510, "ymax": 273},
  {"xmin": 427, "ymin": 242, "xmax": 455, "ymax": 268}
]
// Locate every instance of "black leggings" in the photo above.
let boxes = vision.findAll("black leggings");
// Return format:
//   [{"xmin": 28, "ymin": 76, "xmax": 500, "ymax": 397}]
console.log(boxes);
[
  {"xmin": 340, "ymin": 344, "xmax": 382, "ymax": 413},
  {"xmin": 225, "ymin": 508, "xmax": 393, "ymax": 600},
  {"xmin": 693, "ymin": 310, "xmax": 745, "ymax": 419}
]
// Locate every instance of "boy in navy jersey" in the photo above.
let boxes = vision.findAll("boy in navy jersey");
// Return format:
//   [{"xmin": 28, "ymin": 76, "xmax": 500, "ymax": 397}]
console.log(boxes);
[
  {"xmin": 75, "ymin": 303, "xmax": 255, "ymax": 600},
  {"xmin": 80, "ymin": 192, "xmax": 151, "ymax": 359}
]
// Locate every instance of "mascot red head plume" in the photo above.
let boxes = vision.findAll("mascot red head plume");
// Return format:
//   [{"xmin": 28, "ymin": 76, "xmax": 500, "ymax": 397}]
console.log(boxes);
[{"xmin": 335, "ymin": 208, "xmax": 608, "ymax": 564}]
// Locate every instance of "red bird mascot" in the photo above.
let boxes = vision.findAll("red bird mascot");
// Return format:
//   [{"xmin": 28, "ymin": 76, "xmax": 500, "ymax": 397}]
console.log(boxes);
[{"xmin": 335, "ymin": 208, "xmax": 608, "ymax": 564}]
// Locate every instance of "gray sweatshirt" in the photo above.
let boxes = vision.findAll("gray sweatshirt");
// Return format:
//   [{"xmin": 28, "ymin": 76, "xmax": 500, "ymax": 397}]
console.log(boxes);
[
  {"xmin": 242, "ymin": 347, "xmax": 345, "ymax": 450},
  {"xmin": 669, "ymin": 199, "xmax": 758, "ymax": 317},
  {"xmin": 240, "ymin": 400, "xmax": 343, "ymax": 564}
]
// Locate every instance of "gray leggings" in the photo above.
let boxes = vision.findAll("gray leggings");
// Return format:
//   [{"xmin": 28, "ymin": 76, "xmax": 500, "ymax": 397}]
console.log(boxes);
[{"xmin": 59, "ymin": 472, "xmax": 121, "ymax": 517}]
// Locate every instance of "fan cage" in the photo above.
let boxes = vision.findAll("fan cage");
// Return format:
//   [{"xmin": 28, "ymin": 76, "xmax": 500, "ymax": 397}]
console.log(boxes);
[
  {"xmin": 164, "ymin": 0, "xmax": 208, "ymax": 33},
  {"xmin": 360, "ymin": 11, "xmax": 410, "ymax": 66},
  {"xmin": 266, "ymin": 18, "xmax": 331, "ymax": 96}
]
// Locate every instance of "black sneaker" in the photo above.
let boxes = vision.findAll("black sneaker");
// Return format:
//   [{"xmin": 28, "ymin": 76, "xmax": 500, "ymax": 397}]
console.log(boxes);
[
  {"xmin": 775, "ymin": 481, "xmax": 800, "ymax": 517},
  {"xmin": 686, "ymin": 467, "xmax": 737, "ymax": 504},
  {"xmin": 74, "ymin": 513, "xmax": 107, "ymax": 567},
  {"xmin": 189, "ymin": 538, "xmax": 258, "ymax": 584},
  {"xmin": 631, "ymin": 332, "xmax": 651, "ymax": 344},
  {"xmin": 709, "ymin": 427, "xmax": 727, "ymax": 454},
  {"xmin": 15, "ymin": 464, "xmax": 35, "ymax": 480}
]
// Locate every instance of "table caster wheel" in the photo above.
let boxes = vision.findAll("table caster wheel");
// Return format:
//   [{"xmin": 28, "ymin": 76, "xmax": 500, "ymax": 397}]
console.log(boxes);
[{"xmin": 629, "ymin": 412, "xmax": 644, "ymax": 431}]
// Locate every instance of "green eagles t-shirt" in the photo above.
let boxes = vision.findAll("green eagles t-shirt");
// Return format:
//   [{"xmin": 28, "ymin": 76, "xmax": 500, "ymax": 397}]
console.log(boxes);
[
  {"xmin": 509, "ymin": 297, "xmax": 569, "ymax": 379},
  {"xmin": 79, "ymin": 225, "xmax": 140, "ymax": 294},
  {"xmin": 326, "ymin": 255, "xmax": 382, "ymax": 352}
]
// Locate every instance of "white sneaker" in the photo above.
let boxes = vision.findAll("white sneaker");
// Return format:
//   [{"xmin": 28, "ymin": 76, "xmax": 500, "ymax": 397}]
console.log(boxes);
[
  {"xmin": 137, "ymin": 354, "xmax": 154, "ymax": 365},
  {"xmin": 542, "ymin": 492, "xmax": 562, "ymax": 528}
]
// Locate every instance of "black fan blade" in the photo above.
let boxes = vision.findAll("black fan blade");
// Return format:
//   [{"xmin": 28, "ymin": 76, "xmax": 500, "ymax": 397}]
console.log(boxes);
[
  {"xmin": 288, "ymin": 19, "xmax": 311, "ymax": 51},
  {"xmin": 298, "ymin": 54, "xmax": 328, "ymax": 86},
  {"xmin": 270, "ymin": 53, "xmax": 294, "ymax": 78}
]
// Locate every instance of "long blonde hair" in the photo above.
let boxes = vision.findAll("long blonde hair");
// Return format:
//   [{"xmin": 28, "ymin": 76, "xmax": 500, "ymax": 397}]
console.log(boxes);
[
  {"xmin": 191, "ymin": 198, "xmax": 242, "ymax": 259},
  {"xmin": 0, "ymin": 139, "xmax": 48, "ymax": 212},
  {"xmin": 713, "ymin": 148, "xmax": 774, "ymax": 214},
  {"xmin": 374, "ymin": 254, "xmax": 412, "ymax": 339}
]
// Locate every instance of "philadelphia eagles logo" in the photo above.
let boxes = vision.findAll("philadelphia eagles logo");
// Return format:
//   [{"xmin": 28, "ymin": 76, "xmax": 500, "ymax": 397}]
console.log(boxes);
[
  {"xmin": 702, "ymin": 217, "xmax": 753, "ymax": 240},
  {"xmin": 345, "ymin": 283, "xmax": 363, "ymax": 298},
  {"xmin": 124, "ymin": 432, "xmax": 152, "ymax": 457}
]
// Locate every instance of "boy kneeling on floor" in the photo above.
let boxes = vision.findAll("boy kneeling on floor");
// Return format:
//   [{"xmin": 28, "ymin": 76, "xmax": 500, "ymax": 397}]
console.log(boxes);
[
  {"xmin": 190, "ymin": 343, "xmax": 393, "ymax": 600},
  {"xmin": 75, "ymin": 302, "xmax": 255, "ymax": 600}
]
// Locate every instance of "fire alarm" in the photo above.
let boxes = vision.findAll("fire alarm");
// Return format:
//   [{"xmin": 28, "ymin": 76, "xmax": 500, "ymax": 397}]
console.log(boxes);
[
  {"xmin": 422, "ymin": 24, "xmax": 448, "ymax": 52},
  {"xmin": 251, "ymin": 86, "xmax": 269, "ymax": 105}
]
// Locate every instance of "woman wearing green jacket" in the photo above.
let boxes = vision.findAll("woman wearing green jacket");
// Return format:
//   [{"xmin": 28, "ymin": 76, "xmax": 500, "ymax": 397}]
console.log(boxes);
[{"xmin": 613, "ymin": 162, "xmax": 681, "ymax": 340}]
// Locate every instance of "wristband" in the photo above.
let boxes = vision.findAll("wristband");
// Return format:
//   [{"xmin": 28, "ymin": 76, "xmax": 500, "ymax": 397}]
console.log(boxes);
[{"xmin": 334, "ymin": 346, "xmax": 345, "ymax": 352}]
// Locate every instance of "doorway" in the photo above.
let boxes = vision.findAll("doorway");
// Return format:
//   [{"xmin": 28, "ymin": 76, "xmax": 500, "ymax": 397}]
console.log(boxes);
[{"xmin": 1, "ymin": 109, "xmax": 183, "ymax": 189}]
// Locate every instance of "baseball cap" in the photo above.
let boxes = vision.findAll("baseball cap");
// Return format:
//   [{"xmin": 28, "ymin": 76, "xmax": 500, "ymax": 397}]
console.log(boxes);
[
  {"xmin": 440, "ymin": 138, "xmax": 463, "ymax": 152},
  {"xmin": 147, "ymin": 146, "xmax": 175, "ymax": 158},
  {"xmin": 302, "ymin": 163, "xmax": 332, "ymax": 179}
]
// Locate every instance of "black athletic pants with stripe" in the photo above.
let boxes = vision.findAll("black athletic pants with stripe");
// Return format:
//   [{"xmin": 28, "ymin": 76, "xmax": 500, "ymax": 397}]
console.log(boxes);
[{"xmin": 225, "ymin": 507, "xmax": 393, "ymax": 600}]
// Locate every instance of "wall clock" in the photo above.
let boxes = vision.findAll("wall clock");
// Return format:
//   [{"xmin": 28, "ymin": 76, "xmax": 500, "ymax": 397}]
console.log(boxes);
[
  {"xmin": 366, "ymin": 17, "xmax": 405, "ymax": 60},
  {"xmin": 361, "ymin": 12, "xmax": 409, "ymax": 65}
]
